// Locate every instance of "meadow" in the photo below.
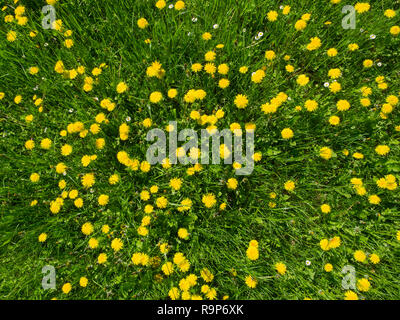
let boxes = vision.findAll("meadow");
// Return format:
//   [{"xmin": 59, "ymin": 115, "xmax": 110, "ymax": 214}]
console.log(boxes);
[{"xmin": 0, "ymin": 0, "xmax": 399, "ymax": 300}]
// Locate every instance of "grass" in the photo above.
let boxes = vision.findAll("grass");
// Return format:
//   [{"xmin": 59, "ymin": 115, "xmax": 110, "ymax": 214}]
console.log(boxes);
[{"xmin": 0, "ymin": 0, "xmax": 400, "ymax": 300}]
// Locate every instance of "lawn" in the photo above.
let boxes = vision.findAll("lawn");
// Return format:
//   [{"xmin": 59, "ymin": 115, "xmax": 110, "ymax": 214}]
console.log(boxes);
[{"xmin": 0, "ymin": 0, "xmax": 399, "ymax": 300}]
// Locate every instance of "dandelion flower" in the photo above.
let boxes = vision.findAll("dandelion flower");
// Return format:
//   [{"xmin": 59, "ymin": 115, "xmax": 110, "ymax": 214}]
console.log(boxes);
[
  {"xmin": 234, "ymin": 94, "xmax": 248, "ymax": 109},
  {"xmin": 320, "ymin": 147, "xmax": 333, "ymax": 160},
  {"xmin": 245, "ymin": 275, "xmax": 257, "ymax": 288},
  {"xmin": 281, "ymin": 128, "xmax": 294, "ymax": 139},
  {"xmin": 137, "ymin": 18, "xmax": 148, "ymax": 29},
  {"xmin": 111, "ymin": 238, "xmax": 123, "ymax": 252},
  {"xmin": 344, "ymin": 290, "xmax": 358, "ymax": 300},
  {"xmin": 275, "ymin": 262, "xmax": 287, "ymax": 275},
  {"xmin": 369, "ymin": 253, "xmax": 380, "ymax": 264},
  {"xmin": 324, "ymin": 263, "xmax": 333, "ymax": 272},
  {"xmin": 357, "ymin": 278, "xmax": 371, "ymax": 292},
  {"xmin": 98, "ymin": 253, "xmax": 107, "ymax": 264},
  {"xmin": 178, "ymin": 228, "xmax": 189, "ymax": 239},
  {"xmin": 375, "ymin": 145, "xmax": 390, "ymax": 156},
  {"xmin": 320, "ymin": 204, "xmax": 331, "ymax": 214},
  {"xmin": 79, "ymin": 277, "xmax": 88, "ymax": 287},
  {"xmin": 174, "ymin": 1, "xmax": 185, "ymax": 10},
  {"xmin": 116, "ymin": 82, "xmax": 128, "ymax": 93},
  {"xmin": 38, "ymin": 233, "xmax": 47, "ymax": 242},
  {"xmin": 354, "ymin": 250, "xmax": 366, "ymax": 262},
  {"xmin": 284, "ymin": 180, "xmax": 295, "ymax": 192},
  {"xmin": 297, "ymin": 74, "xmax": 309, "ymax": 86},
  {"xmin": 149, "ymin": 91, "xmax": 162, "ymax": 103},
  {"xmin": 62, "ymin": 283, "xmax": 72, "ymax": 294},
  {"xmin": 202, "ymin": 193, "xmax": 216, "ymax": 208}
]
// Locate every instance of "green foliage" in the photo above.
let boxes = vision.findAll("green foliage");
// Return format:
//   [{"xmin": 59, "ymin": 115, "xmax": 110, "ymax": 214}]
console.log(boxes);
[{"xmin": 0, "ymin": 0, "xmax": 399, "ymax": 300}]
